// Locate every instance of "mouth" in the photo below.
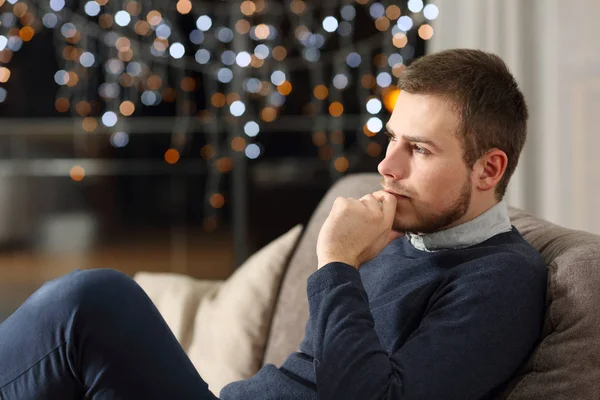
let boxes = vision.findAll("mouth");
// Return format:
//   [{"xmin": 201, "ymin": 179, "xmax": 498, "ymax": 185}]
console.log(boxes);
[{"xmin": 383, "ymin": 189, "xmax": 410, "ymax": 200}]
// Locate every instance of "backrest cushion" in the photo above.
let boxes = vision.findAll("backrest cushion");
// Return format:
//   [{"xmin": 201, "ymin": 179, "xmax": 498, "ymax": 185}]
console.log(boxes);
[
  {"xmin": 495, "ymin": 208, "xmax": 600, "ymax": 399},
  {"xmin": 188, "ymin": 224, "xmax": 303, "ymax": 396}
]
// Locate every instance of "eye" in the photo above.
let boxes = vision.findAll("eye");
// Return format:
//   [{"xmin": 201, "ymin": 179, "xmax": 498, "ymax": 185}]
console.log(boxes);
[
  {"xmin": 384, "ymin": 131, "xmax": 396, "ymax": 142},
  {"xmin": 412, "ymin": 144, "xmax": 430, "ymax": 155}
]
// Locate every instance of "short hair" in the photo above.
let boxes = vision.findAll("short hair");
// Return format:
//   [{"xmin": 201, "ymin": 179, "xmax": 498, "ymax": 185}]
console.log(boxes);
[{"xmin": 397, "ymin": 48, "xmax": 528, "ymax": 199}]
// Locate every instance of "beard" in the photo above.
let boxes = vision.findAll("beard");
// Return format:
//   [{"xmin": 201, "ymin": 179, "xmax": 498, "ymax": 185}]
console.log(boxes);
[{"xmin": 383, "ymin": 176, "xmax": 472, "ymax": 234}]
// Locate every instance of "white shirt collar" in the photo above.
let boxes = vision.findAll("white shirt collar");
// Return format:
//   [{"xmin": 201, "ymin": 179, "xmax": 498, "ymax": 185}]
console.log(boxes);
[{"xmin": 405, "ymin": 200, "xmax": 512, "ymax": 252}]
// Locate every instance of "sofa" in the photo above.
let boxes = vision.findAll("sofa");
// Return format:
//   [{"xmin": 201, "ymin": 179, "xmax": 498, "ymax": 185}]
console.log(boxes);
[{"xmin": 135, "ymin": 173, "xmax": 600, "ymax": 399}]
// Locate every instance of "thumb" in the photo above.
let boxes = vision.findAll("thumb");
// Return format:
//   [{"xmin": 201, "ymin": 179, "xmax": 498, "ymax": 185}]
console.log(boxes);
[{"xmin": 385, "ymin": 229, "xmax": 404, "ymax": 246}]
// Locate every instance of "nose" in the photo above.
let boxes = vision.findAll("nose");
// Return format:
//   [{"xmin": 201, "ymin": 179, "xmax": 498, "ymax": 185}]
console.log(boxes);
[{"xmin": 377, "ymin": 143, "xmax": 408, "ymax": 180}]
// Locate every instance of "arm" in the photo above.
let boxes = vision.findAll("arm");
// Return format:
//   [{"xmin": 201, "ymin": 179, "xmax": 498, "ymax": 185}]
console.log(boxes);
[{"xmin": 306, "ymin": 259, "xmax": 546, "ymax": 400}]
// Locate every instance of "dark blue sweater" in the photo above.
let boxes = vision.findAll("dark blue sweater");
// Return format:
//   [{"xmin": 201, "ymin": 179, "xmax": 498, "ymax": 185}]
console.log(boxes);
[{"xmin": 220, "ymin": 228, "xmax": 547, "ymax": 400}]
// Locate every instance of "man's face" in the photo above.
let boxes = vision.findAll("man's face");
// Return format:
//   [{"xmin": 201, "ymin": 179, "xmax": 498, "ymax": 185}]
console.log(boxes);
[{"xmin": 378, "ymin": 91, "xmax": 474, "ymax": 234}]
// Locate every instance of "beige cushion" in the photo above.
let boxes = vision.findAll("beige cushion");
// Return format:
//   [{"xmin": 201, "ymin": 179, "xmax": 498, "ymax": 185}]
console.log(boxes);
[
  {"xmin": 188, "ymin": 224, "xmax": 302, "ymax": 396},
  {"xmin": 134, "ymin": 272, "xmax": 222, "ymax": 351}
]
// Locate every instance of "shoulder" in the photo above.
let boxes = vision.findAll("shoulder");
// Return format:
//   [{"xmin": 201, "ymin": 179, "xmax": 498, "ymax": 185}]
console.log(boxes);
[
  {"xmin": 439, "ymin": 244, "xmax": 547, "ymax": 304},
  {"xmin": 459, "ymin": 230, "xmax": 547, "ymax": 284}
]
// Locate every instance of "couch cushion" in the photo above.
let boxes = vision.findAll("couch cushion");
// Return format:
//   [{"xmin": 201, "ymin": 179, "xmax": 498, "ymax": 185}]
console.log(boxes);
[
  {"xmin": 134, "ymin": 272, "xmax": 223, "ymax": 351},
  {"xmin": 263, "ymin": 174, "xmax": 382, "ymax": 367},
  {"xmin": 188, "ymin": 224, "xmax": 303, "ymax": 396},
  {"xmin": 494, "ymin": 208, "xmax": 600, "ymax": 399}
]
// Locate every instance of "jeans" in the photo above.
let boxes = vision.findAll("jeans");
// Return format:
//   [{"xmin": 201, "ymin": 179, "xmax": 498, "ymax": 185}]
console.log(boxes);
[{"xmin": 0, "ymin": 269, "xmax": 219, "ymax": 400}]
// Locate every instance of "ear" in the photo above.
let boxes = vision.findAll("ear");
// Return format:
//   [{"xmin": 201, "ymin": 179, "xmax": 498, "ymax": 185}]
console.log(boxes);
[{"xmin": 473, "ymin": 149, "xmax": 508, "ymax": 192}]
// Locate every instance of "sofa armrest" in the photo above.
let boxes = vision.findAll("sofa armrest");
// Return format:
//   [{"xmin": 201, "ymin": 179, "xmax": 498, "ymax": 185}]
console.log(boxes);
[{"xmin": 134, "ymin": 272, "xmax": 223, "ymax": 352}]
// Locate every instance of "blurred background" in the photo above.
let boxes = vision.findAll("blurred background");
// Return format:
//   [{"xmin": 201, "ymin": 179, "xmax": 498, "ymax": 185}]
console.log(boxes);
[{"xmin": 0, "ymin": 0, "xmax": 598, "ymax": 321}]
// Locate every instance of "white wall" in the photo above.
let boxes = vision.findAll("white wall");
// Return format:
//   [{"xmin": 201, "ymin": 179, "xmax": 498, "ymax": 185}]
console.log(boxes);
[{"xmin": 429, "ymin": 0, "xmax": 600, "ymax": 234}]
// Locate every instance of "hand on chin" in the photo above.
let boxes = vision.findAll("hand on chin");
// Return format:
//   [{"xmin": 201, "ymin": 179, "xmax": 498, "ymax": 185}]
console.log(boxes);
[{"xmin": 316, "ymin": 190, "xmax": 404, "ymax": 270}]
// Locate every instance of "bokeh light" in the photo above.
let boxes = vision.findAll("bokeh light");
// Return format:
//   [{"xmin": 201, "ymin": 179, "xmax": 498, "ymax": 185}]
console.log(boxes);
[
  {"xmin": 169, "ymin": 42, "xmax": 185, "ymax": 59},
  {"xmin": 383, "ymin": 88, "xmax": 401, "ymax": 113},
  {"xmin": 322, "ymin": 16, "xmax": 338, "ymax": 32},
  {"xmin": 110, "ymin": 132, "xmax": 130, "ymax": 148},
  {"xmin": 376, "ymin": 72, "xmax": 392, "ymax": 87},
  {"xmin": 244, "ymin": 121, "xmax": 260, "ymax": 137},
  {"xmin": 102, "ymin": 111, "xmax": 118, "ymax": 127},
  {"xmin": 277, "ymin": 81, "xmax": 292, "ymax": 95},
  {"xmin": 230, "ymin": 101, "xmax": 246, "ymax": 117},
  {"xmin": 196, "ymin": 15, "xmax": 212, "ymax": 31},
  {"xmin": 408, "ymin": 0, "xmax": 424, "ymax": 13},
  {"xmin": 164, "ymin": 148, "xmax": 180, "ymax": 164},
  {"xmin": 329, "ymin": 102, "xmax": 344, "ymax": 117},
  {"xmin": 418, "ymin": 24, "xmax": 434, "ymax": 40},
  {"xmin": 314, "ymin": 84, "xmax": 328, "ymax": 100},
  {"xmin": 260, "ymin": 106, "xmax": 277, "ymax": 122},
  {"xmin": 0, "ymin": 67, "xmax": 10, "ymax": 83},
  {"xmin": 346, "ymin": 52, "xmax": 362, "ymax": 68},
  {"xmin": 231, "ymin": 137, "xmax": 246, "ymax": 152},
  {"xmin": 84, "ymin": 1, "xmax": 100, "ymax": 17},
  {"xmin": 115, "ymin": 11, "xmax": 131, "ymax": 27},
  {"xmin": 367, "ymin": 117, "xmax": 383, "ymax": 133},
  {"xmin": 386, "ymin": 5, "xmax": 401, "ymax": 20},
  {"xmin": 397, "ymin": 16, "xmax": 413, "ymax": 31},
  {"xmin": 82, "ymin": 117, "xmax": 97, "ymax": 132},
  {"xmin": 423, "ymin": 4, "xmax": 440, "ymax": 20},
  {"xmin": 366, "ymin": 98, "xmax": 382, "ymax": 114},
  {"xmin": 177, "ymin": 0, "xmax": 192, "ymax": 14},
  {"xmin": 341, "ymin": 5, "xmax": 356, "ymax": 20},
  {"xmin": 245, "ymin": 143, "xmax": 261, "ymax": 159},
  {"xmin": 210, "ymin": 194, "xmax": 225, "ymax": 208},
  {"xmin": 70, "ymin": 166, "xmax": 85, "ymax": 181},
  {"xmin": 369, "ymin": 3, "xmax": 385, "ymax": 19},
  {"xmin": 119, "ymin": 100, "xmax": 135, "ymax": 116},
  {"xmin": 334, "ymin": 157, "xmax": 349, "ymax": 172},
  {"xmin": 333, "ymin": 74, "xmax": 349, "ymax": 90},
  {"xmin": 195, "ymin": 49, "xmax": 210, "ymax": 64}
]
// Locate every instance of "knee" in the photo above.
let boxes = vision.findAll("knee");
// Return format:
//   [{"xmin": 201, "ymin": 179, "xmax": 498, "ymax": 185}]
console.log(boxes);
[{"xmin": 38, "ymin": 269, "xmax": 147, "ymax": 316}]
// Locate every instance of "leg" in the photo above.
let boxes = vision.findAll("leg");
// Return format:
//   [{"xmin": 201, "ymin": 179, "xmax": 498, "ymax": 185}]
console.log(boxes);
[{"xmin": 0, "ymin": 269, "xmax": 219, "ymax": 400}]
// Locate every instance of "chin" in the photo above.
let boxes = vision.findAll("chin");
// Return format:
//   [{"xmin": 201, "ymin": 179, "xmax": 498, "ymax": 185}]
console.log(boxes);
[{"xmin": 392, "ymin": 213, "xmax": 418, "ymax": 233}]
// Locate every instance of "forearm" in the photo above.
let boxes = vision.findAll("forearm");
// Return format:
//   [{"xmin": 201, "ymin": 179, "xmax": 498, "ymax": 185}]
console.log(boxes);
[{"xmin": 306, "ymin": 262, "xmax": 398, "ymax": 400}]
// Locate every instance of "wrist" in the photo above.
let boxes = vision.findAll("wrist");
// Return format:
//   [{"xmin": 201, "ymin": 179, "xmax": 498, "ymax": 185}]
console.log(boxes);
[{"xmin": 317, "ymin": 257, "xmax": 360, "ymax": 270}]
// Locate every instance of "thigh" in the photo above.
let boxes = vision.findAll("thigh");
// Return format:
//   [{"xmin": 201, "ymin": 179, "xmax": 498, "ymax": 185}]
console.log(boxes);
[
  {"xmin": 0, "ymin": 277, "xmax": 83, "ymax": 399},
  {"xmin": 0, "ymin": 269, "xmax": 220, "ymax": 400}
]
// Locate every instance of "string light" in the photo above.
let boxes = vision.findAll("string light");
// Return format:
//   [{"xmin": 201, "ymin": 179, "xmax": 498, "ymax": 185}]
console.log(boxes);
[{"xmin": 0, "ymin": 0, "xmax": 434, "ymax": 229}]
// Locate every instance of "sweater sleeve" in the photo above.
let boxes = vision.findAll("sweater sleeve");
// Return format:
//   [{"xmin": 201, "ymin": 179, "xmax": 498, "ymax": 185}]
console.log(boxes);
[{"xmin": 306, "ymin": 258, "xmax": 546, "ymax": 400}]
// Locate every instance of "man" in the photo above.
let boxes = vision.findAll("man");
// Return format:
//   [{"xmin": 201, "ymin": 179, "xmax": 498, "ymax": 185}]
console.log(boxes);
[{"xmin": 0, "ymin": 49, "xmax": 546, "ymax": 400}]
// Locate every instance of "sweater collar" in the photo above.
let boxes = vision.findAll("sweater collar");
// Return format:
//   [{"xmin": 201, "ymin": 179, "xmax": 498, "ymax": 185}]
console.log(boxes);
[{"xmin": 405, "ymin": 200, "xmax": 512, "ymax": 252}]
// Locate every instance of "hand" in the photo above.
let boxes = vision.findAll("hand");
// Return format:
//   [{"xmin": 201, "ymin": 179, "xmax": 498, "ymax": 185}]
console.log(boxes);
[{"xmin": 316, "ymin": 190, "xmax": 405, "ymax": 269}]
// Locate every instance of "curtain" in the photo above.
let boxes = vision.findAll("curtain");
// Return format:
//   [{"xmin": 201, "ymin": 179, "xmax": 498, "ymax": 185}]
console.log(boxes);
[{"xmin": 429, "ymin": 0, "xmax": 600, "ymax": 234}]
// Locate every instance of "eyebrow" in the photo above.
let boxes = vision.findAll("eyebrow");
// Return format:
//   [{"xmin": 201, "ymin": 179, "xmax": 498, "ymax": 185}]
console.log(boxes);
[{"xmin": 386, "ymin": 123, "xmax": 442, "ymax": 152}]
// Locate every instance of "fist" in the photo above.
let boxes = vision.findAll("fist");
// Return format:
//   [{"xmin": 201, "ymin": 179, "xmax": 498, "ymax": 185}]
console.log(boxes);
[{"xmin": 316, "ymin": 190, "xmax": 404, "ymax": 269}]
